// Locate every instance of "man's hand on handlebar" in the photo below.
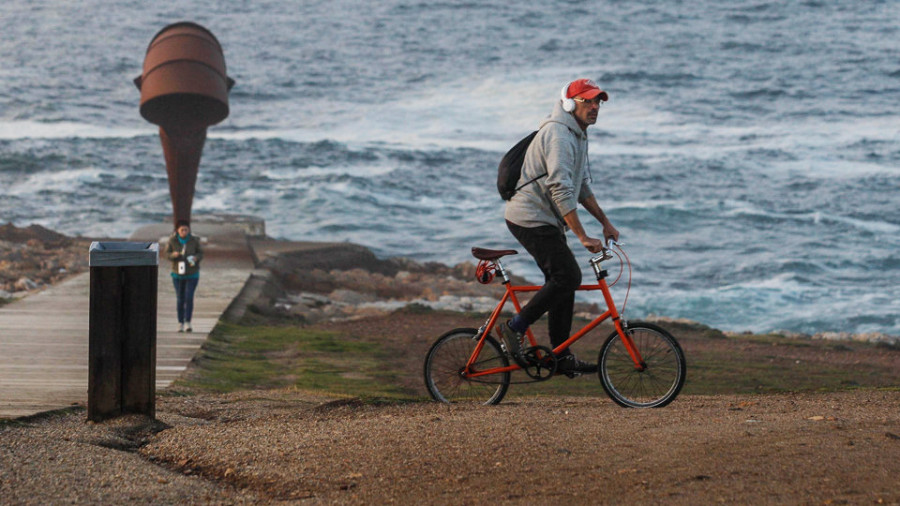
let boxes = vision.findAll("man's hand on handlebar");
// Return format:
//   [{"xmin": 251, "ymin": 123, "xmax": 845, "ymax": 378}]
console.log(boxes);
[
  {"xmin": 580, "ymin": 236, "xmax": 606, "ymax": 253},
  {"xmin": 603, "ymin": 223, "xmax": 620, "ymax": 245}
]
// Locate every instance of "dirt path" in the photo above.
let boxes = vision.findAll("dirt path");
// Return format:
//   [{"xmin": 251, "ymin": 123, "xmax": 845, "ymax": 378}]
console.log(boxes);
[{"xmin": 3, "ymin": 390, "xmax": 898, "ymax": 504}]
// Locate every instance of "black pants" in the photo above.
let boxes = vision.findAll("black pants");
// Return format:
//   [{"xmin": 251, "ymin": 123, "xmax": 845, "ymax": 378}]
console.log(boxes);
[{"xmin": 506, "ymin": 221, "xmax": 581, "ymax": 354}]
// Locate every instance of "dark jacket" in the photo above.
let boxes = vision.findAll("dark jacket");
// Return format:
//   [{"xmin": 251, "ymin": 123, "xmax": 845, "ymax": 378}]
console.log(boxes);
[{"xmin": 165, "ymin": 233, "xmax": 203, "ymax": 278}]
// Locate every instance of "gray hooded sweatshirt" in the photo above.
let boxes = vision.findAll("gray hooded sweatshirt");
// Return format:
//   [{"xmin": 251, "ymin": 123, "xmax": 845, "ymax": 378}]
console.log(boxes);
[{"xmin": 504, "ymin": 101, "xmax": 594, "ymax": 230}]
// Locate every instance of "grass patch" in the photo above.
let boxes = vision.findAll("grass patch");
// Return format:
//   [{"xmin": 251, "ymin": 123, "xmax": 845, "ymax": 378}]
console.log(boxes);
[
  {"xmin": 730, "ymin": 333, "xmax": 813, "ymax": 348},
  {"xmin": 686, "ymin": 353, "xmax": 857, "ymax": 395},
  {"xmin": 681, "ymin": 334, "xmax": 900, "ymax": 395},
  {"xmin": 398, "ymin": 302, "xmax": 433, "ymax": 314},
  {"xmin": 174, "ymin": 322, "xmax": 415, "ymax": 400},
  {"xmin": 171, "ymin": 314, "xmax": 900, "ymax": 403}
]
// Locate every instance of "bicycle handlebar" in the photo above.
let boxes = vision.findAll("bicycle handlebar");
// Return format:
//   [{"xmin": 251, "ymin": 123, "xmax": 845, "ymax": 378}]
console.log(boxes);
[
  {"xmin": 590, "ymin": 250, "xmax": 615, "ymax": 265},
  {"xmin": 591, "ymin": 241, "xmax": 622, "ymax": 265}
]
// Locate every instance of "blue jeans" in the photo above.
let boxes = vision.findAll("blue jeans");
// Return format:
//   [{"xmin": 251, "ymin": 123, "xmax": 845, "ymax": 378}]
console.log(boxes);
[{"xmin": 172, "ymin": 277, "xmax": 199, "ymax": 323}]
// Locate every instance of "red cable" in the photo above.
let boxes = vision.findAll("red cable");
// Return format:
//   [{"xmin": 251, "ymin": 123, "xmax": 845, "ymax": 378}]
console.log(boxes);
[
  {"xmin": 615, "ymin": 244, "xmax": 633, "ymax": 314},
  {"xmin": 608, "ymin": 248, "xmax": 624, "ymax": 287}
]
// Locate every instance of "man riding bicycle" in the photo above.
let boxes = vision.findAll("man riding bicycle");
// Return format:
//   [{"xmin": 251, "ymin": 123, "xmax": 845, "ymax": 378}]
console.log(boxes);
[{"xmin": 503, "ymin": 78, "xmax": 620, "ymax": 375}]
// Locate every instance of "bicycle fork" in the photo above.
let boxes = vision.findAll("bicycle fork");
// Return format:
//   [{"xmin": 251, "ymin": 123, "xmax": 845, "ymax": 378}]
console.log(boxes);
[
  {"xmin": 593, "ymin": 256, "xmax": 647, "ymax": 372},
  {"xmin": 613, "ymin": 319, "xmax": 647, "ymax": 372}
]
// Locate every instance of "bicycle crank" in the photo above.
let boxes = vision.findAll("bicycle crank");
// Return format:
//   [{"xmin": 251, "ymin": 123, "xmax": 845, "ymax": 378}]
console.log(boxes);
[{"xmin": 522, "ymin": 345, "xmax": 557, "ymax": 380}]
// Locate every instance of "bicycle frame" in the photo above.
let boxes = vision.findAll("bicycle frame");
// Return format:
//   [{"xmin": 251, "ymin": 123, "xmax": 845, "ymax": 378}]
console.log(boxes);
[{"xmin": 464, "ymin": 254, "xmax": 646, "ymax": 379}]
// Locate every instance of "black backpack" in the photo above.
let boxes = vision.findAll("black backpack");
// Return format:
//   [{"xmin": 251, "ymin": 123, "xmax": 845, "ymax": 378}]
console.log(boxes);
[{"xmin": 497, "ymin": 130, "xmax": 547, "ymax": 200}]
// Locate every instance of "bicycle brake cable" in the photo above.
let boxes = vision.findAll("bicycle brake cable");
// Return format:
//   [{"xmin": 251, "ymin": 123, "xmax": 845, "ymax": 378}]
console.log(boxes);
[
  {"xmin": 615, "ymin": 244, "xmax": 633, "ymax": 314},
  {"xmin": 608, "ymin": 247, "xmax": 625, "ymax": 287}
]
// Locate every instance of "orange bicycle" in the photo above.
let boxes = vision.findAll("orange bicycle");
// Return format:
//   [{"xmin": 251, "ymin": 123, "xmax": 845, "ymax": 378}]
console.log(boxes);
[{"xmin": 423, "ymin": 243, "xmax": 686, "ymax": 407}]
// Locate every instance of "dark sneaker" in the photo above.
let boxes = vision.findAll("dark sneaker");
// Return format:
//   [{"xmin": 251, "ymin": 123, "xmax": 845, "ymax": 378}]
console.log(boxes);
[
  {"xmin": 555, "ymin": 355, "xmax": 598, "ymax": 376},
  {"xmin": 500, "ymin": 323, "xmax": 529, "ymax": 368}
]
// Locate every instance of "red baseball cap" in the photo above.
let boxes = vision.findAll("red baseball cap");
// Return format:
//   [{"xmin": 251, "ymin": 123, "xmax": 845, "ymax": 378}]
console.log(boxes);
[{"xmin": 566, "ymin": 79, "xmax": 609, "ymax": 102}]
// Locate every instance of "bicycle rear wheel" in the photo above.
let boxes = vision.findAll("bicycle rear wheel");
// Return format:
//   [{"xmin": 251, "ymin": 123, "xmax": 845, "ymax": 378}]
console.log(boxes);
[
  {"xmin": 424, "ymin": 328, "xmax": 511, "ymax": 405},
  {"xmin": 598, "ymin": 322, "xmax": 686, "ymax": 408}
]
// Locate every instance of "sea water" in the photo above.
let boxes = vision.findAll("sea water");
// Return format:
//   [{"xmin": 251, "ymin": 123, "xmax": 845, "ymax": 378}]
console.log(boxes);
[{"xmin": 1, "ymin": 0, "xmax": 898, "ymax": 335}]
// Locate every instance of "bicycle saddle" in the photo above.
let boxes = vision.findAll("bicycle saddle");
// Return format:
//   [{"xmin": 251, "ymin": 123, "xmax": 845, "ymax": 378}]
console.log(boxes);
[{"xmin": 471, "ymin": 247, "xmax": 518, "ymax": 261}]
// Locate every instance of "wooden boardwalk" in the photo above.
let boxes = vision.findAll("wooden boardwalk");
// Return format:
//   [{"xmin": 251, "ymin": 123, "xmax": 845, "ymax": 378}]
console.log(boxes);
[{"xmin": 0, "ymin": 223, "xmax": 256, "ymax": 418}]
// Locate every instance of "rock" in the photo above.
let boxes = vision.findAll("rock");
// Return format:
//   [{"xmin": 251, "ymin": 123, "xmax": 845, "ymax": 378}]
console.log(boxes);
[
  {"xmin": 0, "ymin": 222, "xmax": 70, "ymax": 243},
  {"xmin": 329, "ymin": 289, "xmax": 377, "ymax": 305},
  {"xmin": 772, "ymin": 330, "xmax": 812, "ymax": 340},
  {"xmin": 812, "ymin": 331, "xmax": 899, "ymax": 345},
  {"xmin": 14, "ymin": 277, "xmax": 39, "ymax": 291},
  {"xmin": 287, "ymin": 303, "xmax": 314, "ymax": 318},
  {"xmin": 298, "ymin": 292, "xmax": 332, "ymax": 307},
  {"xmin": 0, "ymin": 223, "xmax": 89, "ymax": 293}
]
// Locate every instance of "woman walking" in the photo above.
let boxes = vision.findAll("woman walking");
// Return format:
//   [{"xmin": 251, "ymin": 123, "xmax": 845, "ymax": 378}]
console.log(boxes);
[{"xmin": 165, "ymin": 220, "xmax": 203, "ymax": 332}]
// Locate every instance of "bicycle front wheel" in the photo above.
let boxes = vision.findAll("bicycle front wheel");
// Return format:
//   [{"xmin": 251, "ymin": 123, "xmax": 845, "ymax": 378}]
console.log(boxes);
[
  {"xmin": 424, "ymin": 328, "xmax": 511, "ymax": 405},
  {"xmin": 598, "ymin": 322, "xmax": 686, "ymax": 408}
]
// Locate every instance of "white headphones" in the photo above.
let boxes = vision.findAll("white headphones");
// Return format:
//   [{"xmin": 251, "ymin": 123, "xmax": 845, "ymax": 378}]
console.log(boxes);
[{"xmin": 560, "ymin": 82, "xmax": 576, "ymax": 112}]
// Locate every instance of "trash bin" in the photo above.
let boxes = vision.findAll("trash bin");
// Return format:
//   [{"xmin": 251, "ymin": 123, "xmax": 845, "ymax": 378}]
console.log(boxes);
[{"xmin": 88, "ymin": 242, "xmax": 159, "ymax": 422}]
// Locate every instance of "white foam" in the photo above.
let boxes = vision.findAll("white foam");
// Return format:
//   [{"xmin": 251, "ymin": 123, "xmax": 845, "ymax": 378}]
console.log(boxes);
[
  {"xmin": 269, "ymin": 163, "xmax": 398, "ymax": 179},
  {"xmin": 191, "ymin": 188, "xmax": 233, "ymax": 212},
  {"xmin": 610, "ymin": 199, "xmax": 691, "ymax": 211},
  {"xmin": 723, "ymin": 200, "xmax": 900, "ymax": 234},
  {"xmin": 0, "ymin": 120, "xmax": 150, "ymax": 140},
  {"xmin": 7, "ymin": 166, "xmax": 106, "ymax": 195},
  {"xmin": 213, "ymin": 70, "xmax": 615, "ymax": 151},
  {"xmin": 820, "ymin": 213, "xmax": 900, "ymax": 234}
]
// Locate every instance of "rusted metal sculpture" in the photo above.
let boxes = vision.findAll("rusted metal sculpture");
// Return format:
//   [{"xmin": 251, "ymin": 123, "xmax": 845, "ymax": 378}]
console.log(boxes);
[{"xmin": 134, "ymin": 22, "xmax": 234, "ymax": 226}]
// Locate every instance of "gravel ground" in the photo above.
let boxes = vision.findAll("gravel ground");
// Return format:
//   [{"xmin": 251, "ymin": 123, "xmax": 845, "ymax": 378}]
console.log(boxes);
[{"xmin": 2, "ymin": 390, "xmax": 899, "ymax": 504}]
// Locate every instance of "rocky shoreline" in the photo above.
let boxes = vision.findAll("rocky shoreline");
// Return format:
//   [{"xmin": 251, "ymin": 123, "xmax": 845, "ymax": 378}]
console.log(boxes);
[
  {"xmin": 0, "ymin": 223, "xmax": 93, "ymax": 301},
  {"xmin": 2, "ymin": 221, "xmax": 897, "ymax": 346}
]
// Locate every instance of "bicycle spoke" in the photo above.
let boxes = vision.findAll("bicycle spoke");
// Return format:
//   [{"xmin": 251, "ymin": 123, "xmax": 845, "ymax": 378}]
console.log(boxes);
[
  {"xmin": 599, "ymin": 323, "xmax": 686, "ymax": 408},
  {"xmin": 424, "ymin": 329, "xmax": 511, "ymax": 405}
]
